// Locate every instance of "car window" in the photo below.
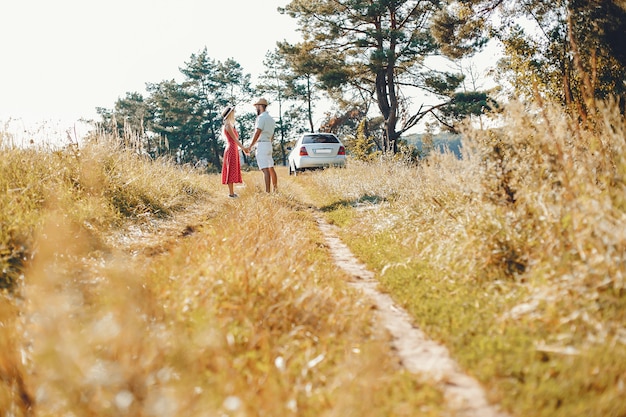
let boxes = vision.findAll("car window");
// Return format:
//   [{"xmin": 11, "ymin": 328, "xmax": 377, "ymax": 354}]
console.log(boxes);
[{"xmin": 302, "ymin": 134, "xmax": 339, "ymax": 144}]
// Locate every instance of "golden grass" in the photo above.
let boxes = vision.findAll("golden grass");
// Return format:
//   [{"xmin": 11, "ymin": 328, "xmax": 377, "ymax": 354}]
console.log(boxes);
[
  {"xmin": 4, "ymin": 95, "xmax": 624, "ymax": 416},
  {"xmin": 296, "ymin": 100, "xmax": 626, "ymax": 416},
  {"xmin": 0, "ymin": 138, "xmax": 212, "ymax": 290},
  {"xmin": 0, "ymin": 136, "xmax": 444, "ymax": 416}
]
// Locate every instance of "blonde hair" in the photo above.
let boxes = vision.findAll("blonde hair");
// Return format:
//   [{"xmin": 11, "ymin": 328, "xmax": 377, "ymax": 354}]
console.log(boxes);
[{"xmin": 224, "ymin": 109, "xmax": 235, "ymax": 125}]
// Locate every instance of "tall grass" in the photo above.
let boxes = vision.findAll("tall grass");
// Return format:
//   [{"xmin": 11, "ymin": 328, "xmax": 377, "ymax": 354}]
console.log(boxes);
[
  {"xmin": 0, "ymin": 133, "xmax": 217, "ymax": 415},
  {"xmin": 0, "ymin": 134, "xmax": 445, "ymax": 415},
  {"xmin": 299, "ymin": 99, "xmax": 626, "ymax": 416},
  {"xmin": 0, "ymin": 137, "xmax": 211, "ymax": 290},
  {"xmin": 4, "ymin": 97, "xmax": 624, "ymax": 415}
]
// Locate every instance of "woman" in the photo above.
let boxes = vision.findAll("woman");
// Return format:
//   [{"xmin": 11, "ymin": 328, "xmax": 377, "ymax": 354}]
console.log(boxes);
[{"xmin": 220, "ymin": 105, "xmax": 246, "ymax": 197}]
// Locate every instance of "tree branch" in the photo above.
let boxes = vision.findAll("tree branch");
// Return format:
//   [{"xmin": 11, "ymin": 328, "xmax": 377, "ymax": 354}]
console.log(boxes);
[{"xmin": 400, "ymin": 100, "xmax": 452, "ymax": 134}]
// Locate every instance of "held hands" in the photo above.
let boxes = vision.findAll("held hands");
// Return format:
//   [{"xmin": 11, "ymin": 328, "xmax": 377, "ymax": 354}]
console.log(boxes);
[{"xmin": 243, "ymin": 142, "xmax": 256, "ymax": 155}]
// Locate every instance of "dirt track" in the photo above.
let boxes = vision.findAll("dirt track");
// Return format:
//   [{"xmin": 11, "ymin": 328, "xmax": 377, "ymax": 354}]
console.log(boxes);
[
  {"xmin": 112, "ymin": 181, "xmax": 511, "ymax": 416},
  {"xmin": 315, "ymin": 214, "xmax": 511, "ymax": 417}
]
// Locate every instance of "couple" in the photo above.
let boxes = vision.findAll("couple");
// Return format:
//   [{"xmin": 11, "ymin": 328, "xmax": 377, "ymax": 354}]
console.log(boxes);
[{"xmin": 220, "ymin": 98, "xmax": 277, "ymax": 197}]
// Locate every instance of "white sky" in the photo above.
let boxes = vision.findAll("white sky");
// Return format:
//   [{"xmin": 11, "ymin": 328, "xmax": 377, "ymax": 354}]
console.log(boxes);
[
  {"xmin": 0, "ymin": 0, "xmax": 300, "ymax": 136},
  {"xmin": 1, "ymin": 1, "xmax": 501, "ymax": 145}
]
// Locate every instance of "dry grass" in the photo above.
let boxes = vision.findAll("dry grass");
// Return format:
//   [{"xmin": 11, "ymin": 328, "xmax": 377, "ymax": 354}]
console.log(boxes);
[
  {"xmin": 4, "ymin": 95, "xmax": 624, "ymax": 416},
  {"xmin": 0, "ymin": 135, "xmax": 444, "ymax": 416},
  {"xmin": 297, "ymin": 99, "xmax": 626, "ymax": 416},
  {"xmin": 0, "ymin": 138, "xmax": 211, "ymax": 290}
]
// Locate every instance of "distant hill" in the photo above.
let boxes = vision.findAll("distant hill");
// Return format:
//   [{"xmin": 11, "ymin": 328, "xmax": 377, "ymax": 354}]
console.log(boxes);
[{"xmin": 402, "ymin": 132, "xmax": 463, "ymax": 158}]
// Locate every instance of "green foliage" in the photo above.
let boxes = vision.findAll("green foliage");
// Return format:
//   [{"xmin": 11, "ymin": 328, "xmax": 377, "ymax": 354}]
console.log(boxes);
[
  {"xmin": 257, "ymin": 48, "xmax": 311, "ymax": 164},
  {"xmin": 447, "ymin": 91, "xmax": 498, "ymax": 116},
  {"xmin": 281, "ymin": 0, "xmax": 465, "ymax": 149},
  {"xmin": 423, "ymin": 72, "xmax": 464, "ymax": 96},
  {"xmin": 431, "ymin": 3, "xmax": 489, "ymax": 59},
  {"xmin": 345, "ymin": 119, "xmax": 380, "ymax": 162},
  {"xmin": 99, "ymin": 48, "xmax": 253, "ymax": 169},
  {"xmin": 434, "ymin": 0, "xmax": 626, "ymax": 118},
  {"xmin": 146, "ymin": 79, "xmax": 198, "ymax": 159},
  {"xmin": 272, "ymin": 42, "xmax": 324, "ymax": 134},
  {"xmin": 96, "ymin": 92, "xmax": 154, "ymax": 151}
]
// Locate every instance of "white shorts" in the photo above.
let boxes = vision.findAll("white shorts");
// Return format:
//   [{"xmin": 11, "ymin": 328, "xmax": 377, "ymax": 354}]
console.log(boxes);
[{"xmin": 255, "ymin": 142, "xmax": 274, "ymax": 169}]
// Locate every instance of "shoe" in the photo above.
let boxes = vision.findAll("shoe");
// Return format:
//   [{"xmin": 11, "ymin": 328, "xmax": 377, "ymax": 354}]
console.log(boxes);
[{"xmin": 228, "ymin": 194, "xmax": 238, "ymax": 198}]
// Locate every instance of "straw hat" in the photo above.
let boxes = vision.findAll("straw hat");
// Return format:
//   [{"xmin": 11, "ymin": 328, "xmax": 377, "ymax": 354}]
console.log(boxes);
[
  {"xmin": 253, "ymin": 98, "xmax": 269, "ymax": 106},
  {"xmin": 221, "ymin": 106, "xmax": 234, "ymax": 119}
]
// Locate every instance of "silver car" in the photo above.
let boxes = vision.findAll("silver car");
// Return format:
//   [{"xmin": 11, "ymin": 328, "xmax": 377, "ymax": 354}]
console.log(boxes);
[{"xmin": 288, "ymin": 133, "xmax": 346, "ymax": 175}]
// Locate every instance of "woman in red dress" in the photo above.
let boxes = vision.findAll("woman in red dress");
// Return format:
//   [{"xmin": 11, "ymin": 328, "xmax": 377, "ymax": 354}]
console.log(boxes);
[{"xmin": 220, "ymin": 106, "xmax": 246, "ymax": 197}]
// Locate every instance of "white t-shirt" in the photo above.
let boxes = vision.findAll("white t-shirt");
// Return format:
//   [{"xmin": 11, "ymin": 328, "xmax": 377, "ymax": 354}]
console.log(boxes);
[{"xmin": 255, "ymin": 111, "xmax": 276, "ymax": 143}]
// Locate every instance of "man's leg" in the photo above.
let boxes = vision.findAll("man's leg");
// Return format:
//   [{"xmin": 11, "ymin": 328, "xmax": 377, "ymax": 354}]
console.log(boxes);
[
  {"xmin": 262, "ymin": 168, "xmax": 271, "ymax": 192},
  {"xmin": 269, "ymin": 167, "xmax": 277, "ymax": 192}
]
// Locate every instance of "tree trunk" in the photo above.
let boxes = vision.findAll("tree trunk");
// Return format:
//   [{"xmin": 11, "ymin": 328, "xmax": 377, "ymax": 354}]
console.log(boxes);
[
  {"xmin": 375, "ymin": 70, "xmax": 393, "ymax": 152},
  {"xmin": 377, "ymin": 73, "xmax": 400, "ymax": 153},
  {"xmin": 210, "ymin": 125, "xmax": 222, "ymax": 171},
  {"xmin": 278, "ymin": 96, "xmax": 287, "ymax": 166},
  {"xmin": 386, "ymin": 19, "xmax": 399, "ymax": 154},
  {"xmin": 307, "ymin": 75, "xmax": 314, "ymax": 132}
]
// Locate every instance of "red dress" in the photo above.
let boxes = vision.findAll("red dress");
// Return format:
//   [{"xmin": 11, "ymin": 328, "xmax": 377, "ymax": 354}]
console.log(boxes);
[{"xmin": 221, "ymin": 125, "xmax": 243, "ymax": 185}]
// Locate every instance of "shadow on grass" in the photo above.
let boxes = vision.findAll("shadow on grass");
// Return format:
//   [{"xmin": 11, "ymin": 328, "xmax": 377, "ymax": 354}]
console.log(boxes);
[{"xmin": 320, "ymin": 194, "xmax": 387, "ymax": 212}]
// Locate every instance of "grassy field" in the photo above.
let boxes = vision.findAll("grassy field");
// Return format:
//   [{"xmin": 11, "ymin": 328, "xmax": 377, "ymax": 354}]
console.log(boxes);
[
  {"xmin": 0, "ymin": 137, "xmax": 444, "ymax": 416},
  {"xmin": 1, "ymin": 98, "xmax": 625, "ymax": 416},
  {"xmin": 294, "ymin": 100, "xmax": 626, "ymax": 417}
]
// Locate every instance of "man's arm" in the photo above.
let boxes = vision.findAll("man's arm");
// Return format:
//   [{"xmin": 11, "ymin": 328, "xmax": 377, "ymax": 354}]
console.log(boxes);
[{"xmin": 249, "ymin": 128, "xmax": 262, "ymax": 148}]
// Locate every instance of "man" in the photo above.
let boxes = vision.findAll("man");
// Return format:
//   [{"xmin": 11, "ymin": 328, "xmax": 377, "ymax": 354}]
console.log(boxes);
[{"xmin": 247, "ymin": 98, "xmax": 277, "ymax": 193}]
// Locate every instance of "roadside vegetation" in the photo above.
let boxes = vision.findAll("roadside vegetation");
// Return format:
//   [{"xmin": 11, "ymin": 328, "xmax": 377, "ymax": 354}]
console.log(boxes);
[
  {"xmin": 0, "ymin": 138, "xmax": 208, "ymax": 291},
  {"xmin": 3, "ymin": 0, "xmax": 625, "ymax": 415},
  {"xmin": 2, "ymin": 98, "xmax": 625, "ymax": 416},
  {"xmin": 295, "ymin": 99, "xmax": 626, "ymax": 417},
  {"xmin": 0, "ymin": 134, "xmax": 444, "ymax": 416}
]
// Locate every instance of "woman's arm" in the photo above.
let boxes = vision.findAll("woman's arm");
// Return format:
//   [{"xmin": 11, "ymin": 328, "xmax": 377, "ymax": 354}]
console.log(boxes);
[{"xmin": 225, "ymin": 123, "xmax": 246, "ymax": 150}]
